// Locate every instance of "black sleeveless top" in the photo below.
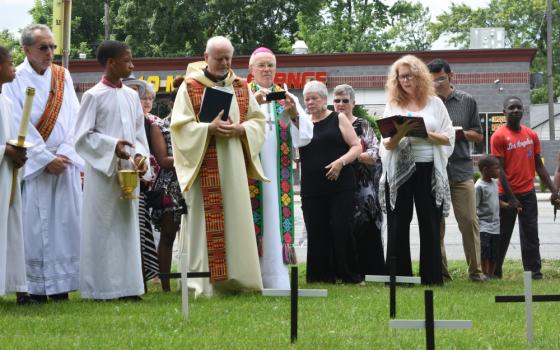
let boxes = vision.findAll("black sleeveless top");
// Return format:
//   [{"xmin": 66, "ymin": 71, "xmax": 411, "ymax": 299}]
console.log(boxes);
[{"xmin": 299, "ymin": 112, "xmax": 355, "ymax": 197}]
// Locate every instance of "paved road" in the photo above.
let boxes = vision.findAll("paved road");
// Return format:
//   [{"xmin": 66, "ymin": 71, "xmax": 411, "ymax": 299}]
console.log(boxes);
[{"xmin": 293, "ymin": 192, "xmax": 560, "ymax": 263}]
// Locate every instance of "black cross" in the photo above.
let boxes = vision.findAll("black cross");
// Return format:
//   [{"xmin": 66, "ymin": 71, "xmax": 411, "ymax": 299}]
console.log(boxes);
[
  {"xmin": 365, "ymin": 256, "xmax": 421, "ymax": 318},
  {"xmin": 390, "ymin": 290, "xmax": 472, "ymax": 350},
  {"xmin": 291, "ymin": 265, "xmax": 298, "ymax": 343},
  {"xmin": 495, "ymin": 271, "xmax": 560, "ymax": 344}
]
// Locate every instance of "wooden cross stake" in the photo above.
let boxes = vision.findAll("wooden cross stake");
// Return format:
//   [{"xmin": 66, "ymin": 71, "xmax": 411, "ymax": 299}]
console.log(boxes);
[
  {"xmin": 390, "ymin": 290, "xmax": 472, "ymax": 350},
  {"xmin": 365, "ymin": 256, "xmax": 421, "ymax": 318},
  {"xmin": 495, "ymin": 271, "xmax": 560, "ymax": 344}
]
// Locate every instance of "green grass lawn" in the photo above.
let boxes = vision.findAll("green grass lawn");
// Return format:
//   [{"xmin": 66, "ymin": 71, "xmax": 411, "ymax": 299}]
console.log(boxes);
[{"xmin": 1, "ymin": 260, "xmax": 560, "ymax": 349}]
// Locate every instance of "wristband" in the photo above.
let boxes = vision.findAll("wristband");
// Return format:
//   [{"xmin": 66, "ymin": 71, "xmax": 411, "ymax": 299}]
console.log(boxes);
[{"xmin": 341, "ymin": 158, "xmax": 346, "ymax": 167}]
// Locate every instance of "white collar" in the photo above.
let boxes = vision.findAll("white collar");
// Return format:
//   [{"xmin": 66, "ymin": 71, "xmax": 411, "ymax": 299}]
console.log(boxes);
[{"xmin": 21, "ymin": 57, "xmax": 51, "ymax": 76}]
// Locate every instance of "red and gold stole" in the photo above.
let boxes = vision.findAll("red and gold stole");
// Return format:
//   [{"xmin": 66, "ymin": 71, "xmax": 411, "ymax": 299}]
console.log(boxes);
[
  {"xmin": 185, "ymin": 77, "xmax": 249, "ymax": 282},
  {"xmin": 36, "ymin": 64, "xmax": 65, "ymax": 141}
]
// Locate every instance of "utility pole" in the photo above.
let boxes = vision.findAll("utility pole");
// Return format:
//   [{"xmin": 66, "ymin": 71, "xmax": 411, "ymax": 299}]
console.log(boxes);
[
  {"xmin": 547, "ymin": 0, "xmax": 555, "ymax": 140},
  {"xmin": 61, "ymin": 0, "xmax": 72, "ymax": 68},
  {"xmin": 104, "ymin": 0, "xmax": 110, "ymax": 40}
]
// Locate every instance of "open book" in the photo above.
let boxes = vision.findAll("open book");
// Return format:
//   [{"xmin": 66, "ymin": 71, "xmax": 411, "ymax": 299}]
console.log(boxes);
[
  {"xmin": 377, "ymin": 115, "xmax": 428, "ymax": 138},
  {"xmin": 198, "ymin": 87, "xmax": 233, "ymax": 123}
]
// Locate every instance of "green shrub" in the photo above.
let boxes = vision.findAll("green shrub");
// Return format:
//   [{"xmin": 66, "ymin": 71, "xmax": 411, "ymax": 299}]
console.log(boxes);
[{"xmin": 473, "ymin": 171, "xmax": 481, "ymax": 183}]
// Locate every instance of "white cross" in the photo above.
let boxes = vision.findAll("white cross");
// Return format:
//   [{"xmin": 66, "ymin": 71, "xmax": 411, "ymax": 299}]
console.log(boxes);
[
  {"xmin": 390, "ymin": 290, "xmax": 472, "ymax": 350},
  {"xmin": 495, "ymin": 271, "xmax": 560, "ymax": 344},
  {"xmin": 262, "ymin": 289, "xmax": 328, "ymax": 297}
]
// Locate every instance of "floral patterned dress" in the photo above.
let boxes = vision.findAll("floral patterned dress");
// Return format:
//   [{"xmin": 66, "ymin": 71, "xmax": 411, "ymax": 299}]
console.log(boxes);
[
  {"xmin": 351, "ymin": 117, "xmax": 385, "ymax": 275},
  {"xmin": 151, "ymin": 116, "xmax": 186, "ymax": 228}
]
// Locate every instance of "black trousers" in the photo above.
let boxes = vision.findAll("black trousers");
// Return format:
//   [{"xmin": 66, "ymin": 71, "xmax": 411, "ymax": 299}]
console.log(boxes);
[
  {"xmin": 354, "ymin": 219, "xmax": 385, "ymax": 276},
  {"xmin": 495, "ymin": 190, "xmax": 541, "ymax": 278},
  {"xmin": 385, "ymin": 162, "xmax": 443, "ymax": 285},
  {"xmin": 302, "ymin": 189, "xmax": 361, "ymax": 283}
]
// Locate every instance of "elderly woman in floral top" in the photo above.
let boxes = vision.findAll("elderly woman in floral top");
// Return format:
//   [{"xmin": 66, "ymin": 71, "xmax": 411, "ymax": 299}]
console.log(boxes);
[{"xmin": 333, "ymin": 84, "xmax": 385, "ymax": 277}]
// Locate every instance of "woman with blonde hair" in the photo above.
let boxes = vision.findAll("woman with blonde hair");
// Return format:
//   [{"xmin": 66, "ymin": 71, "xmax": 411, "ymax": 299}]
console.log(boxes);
[{"xmin": 379, "ymin": 55, "xmax": 455, "ymax": 285}]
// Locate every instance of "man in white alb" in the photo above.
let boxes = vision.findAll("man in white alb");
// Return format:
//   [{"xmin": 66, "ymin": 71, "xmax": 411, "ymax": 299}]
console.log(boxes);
[
  {"xmin": 2, "ymin": 24, "xmax": 82, "ymax": 302},
  {"xmin": 248, "ymin": 47, "xmax": 312, "ymax": 289}
]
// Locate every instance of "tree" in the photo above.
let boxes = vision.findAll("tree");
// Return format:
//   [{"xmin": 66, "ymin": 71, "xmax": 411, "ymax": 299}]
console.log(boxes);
[
  {"xmin": 110, "ymin": 0, "xmax": 320, "ymax": 56},
  {"xmin": 429, "ymin": 0, "xmax": 560, "ymax": 102},
  {"xmin": 293, "ymin": 0, "xmax": 434, "ymax": 53},
  {"xmin": 294, "ymin": 0, "xmax": 391, "ymax": 53},
  {"xmin": 29, "ymin": 0, "xmax": 105, "ymax": 59},
  {"xmin": 0, "ymin": 30, "xmax": 25, "ymax": 64},
  {"xmin": 386, "ymin": 0, "xmax": 433, "ymax": 51}
]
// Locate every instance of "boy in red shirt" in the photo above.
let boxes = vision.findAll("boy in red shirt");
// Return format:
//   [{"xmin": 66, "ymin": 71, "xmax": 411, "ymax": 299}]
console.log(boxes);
[{"xmin": 491, "ymin": 96, "xmax": 558, "ymax": 279}]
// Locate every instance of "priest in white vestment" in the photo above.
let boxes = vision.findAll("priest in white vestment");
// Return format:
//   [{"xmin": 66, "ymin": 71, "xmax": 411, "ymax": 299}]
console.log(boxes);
[
  {"xmin": 74, "ymin": 40, "xmax": 149, "ymax": 300},
  {"xmin": 247, "ymin": 48, "xmax": 313, "ymax": 289},
  {"xmin": 0, "ymin": 66, "xmax": 28, "ymax": 301},
  {"xmin": 2, "ymin": 24, "xmax": 82, "ymax": 301},
  {"xmin": 171, "ymin": 36, "xmax": 267, "ymax": 297}
]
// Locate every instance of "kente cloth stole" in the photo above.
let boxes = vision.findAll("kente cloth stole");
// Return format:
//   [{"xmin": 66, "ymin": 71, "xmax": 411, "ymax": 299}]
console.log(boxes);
[
  {"xmin": 185, "ymin": 77, "xmax": 249, "ymax": 282},
  {"xmin": 248, "ymin": 82, "xmax": 296, "ymax": 265},
  {"xmin": 36, "ymin": 64, "xmax": 65, "ymax": 141}
]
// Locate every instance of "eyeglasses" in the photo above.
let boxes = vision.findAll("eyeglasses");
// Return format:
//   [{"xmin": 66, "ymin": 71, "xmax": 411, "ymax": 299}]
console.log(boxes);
[
  {"xmin": 433, "ymin": 76, "xmax": 448, "ymax": 83},
  {"xmin": 333, "ymin": 98, "xmax": 350, "ymax": 104},
  {"xmin": 397, "ymin": 74, "xmax": 415, "ymax": 82},
  {"xmin": 37, "ymin": 44, "xmax": 57, "ymax": 52}
]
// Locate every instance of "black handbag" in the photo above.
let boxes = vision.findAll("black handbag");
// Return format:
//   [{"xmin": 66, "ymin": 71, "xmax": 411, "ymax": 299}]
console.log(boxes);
[
  {"xmin": 145, "ymin": 171, "xmax": 173, "ymax": 209},
  {"xmin": 145, "ymin": 188, "xmax": 173, "ymax": 209}
]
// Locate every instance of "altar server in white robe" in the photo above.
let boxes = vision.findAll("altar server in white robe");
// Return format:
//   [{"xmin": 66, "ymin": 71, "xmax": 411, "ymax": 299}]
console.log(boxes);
[
  {"xmin": 247, "ymin": 47, "xmax": 313, "ymax": 289},
  {"xmin": 0, "ymin": 47, "xmax": 35, "ymax": 305},
  {"xmin": 74, "ymin": 40, "xmax": 149, "ymax": 300},
  {"xmin": 2, "ymin": 24, "xmax": 82, "ymax": 302}
]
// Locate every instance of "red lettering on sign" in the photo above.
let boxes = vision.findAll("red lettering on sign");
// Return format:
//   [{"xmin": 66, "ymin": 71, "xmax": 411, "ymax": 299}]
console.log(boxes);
[
  {"xmin": 275, "ymin": 72, "xmax": 287, "ymax": 87},
  {"xmin": 301, "ymin": 72, "xmax": 314, "ymax": 87},
  {"xmin": 287, "ymin": 72, "xmax": 301, "ymax": 89},
  {"xmin": 246, "ymin": 72, "xmax": 329, "ymax": 88},
  {"xmin": 316, "ymin": 71, "xmax": 327, "ymax": 83}
]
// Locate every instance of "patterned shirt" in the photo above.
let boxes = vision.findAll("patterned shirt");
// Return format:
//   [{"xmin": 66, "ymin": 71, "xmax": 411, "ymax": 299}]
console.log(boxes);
[{"xmin": 442, "ymin": 89, "xmax": 481, "ymax": 182}]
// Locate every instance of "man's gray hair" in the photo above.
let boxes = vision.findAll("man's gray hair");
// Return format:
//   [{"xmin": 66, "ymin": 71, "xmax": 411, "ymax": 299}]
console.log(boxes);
[
  {"xmin": 333, "ymin": 84, "xmax": 355, "ymax": 102},
  {"xmin": 205, "ymin": 36, "xmax": 234, "ymax": 55},
  {"xmin": 303, "ymin": 80, "xmax": 328, "ymax": 99},
  {"xmin": 21, "ymin": 24, "xmax": 52, "ymax": 47}
]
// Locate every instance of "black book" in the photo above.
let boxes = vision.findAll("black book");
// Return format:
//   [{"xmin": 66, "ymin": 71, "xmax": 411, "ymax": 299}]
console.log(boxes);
[
  {"xmin": 454, "ymin": 126, "xmax": 465, "ymax": 140},
  {"xmin": 198, "ymin": 87, "xmax": 233, "ymax": 122},
  {"xmin": 377, "ymin": 115, "xmax": 428, "ymax": 138}
]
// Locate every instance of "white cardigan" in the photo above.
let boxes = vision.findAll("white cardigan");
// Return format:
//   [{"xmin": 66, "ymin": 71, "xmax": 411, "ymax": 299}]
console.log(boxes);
[{"xmin": 379, "ymin": 96, "xmax": 455, "ymax": 216}]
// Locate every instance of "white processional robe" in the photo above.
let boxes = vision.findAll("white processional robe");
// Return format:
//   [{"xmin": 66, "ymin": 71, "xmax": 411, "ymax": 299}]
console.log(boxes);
[
  {"xmin": 0, "ymin": 94, "xmax": 28, "ymax": 296},
  {"xmin": 74, "ymin": 82, "xmax": 149, "ymax": 299},
  {"xmin": 257, "ymin": 94, "xmax": 313, "ymax": 289},
  {"xmin": 2, "ymin": 59, "xmax": 82, "ymax": 295},
  {"xmin": 171, "ymin": 63, "xmax": 268, "ymax": 297}
]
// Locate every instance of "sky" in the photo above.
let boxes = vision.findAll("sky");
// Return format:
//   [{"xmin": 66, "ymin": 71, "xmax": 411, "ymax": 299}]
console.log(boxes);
[{"xmin": 3, "ymin": 0, "xmax": 491, "ymax": 49}]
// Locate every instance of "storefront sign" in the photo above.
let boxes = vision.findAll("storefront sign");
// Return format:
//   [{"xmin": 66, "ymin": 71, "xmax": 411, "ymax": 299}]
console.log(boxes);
[
  {"xmin": 138, "ymin": 71, "xmax": 327, "ymax": 93},
  {"xmin": 247, "ymin": 71, "xmax": 327, "ymax": 89}
]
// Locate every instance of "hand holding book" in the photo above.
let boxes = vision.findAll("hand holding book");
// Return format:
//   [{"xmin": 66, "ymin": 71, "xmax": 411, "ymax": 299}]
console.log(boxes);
[
  {"xmin": 208, "ymin": 112, "xmax": 245, "ymax": 138},
  {"xmin": 377, "ymin": 115, "xmax": 427, "ymax": 138}
]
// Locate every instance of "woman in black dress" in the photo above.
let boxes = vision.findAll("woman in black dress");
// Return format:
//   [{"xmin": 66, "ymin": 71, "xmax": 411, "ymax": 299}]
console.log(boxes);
[
  {"xmin": 299, "ymin": 81, "xmax": 362, "ymax": 283},
  {"xmin": 333, "ymin": 84, "xmax": 385, "ymax": 277}
]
